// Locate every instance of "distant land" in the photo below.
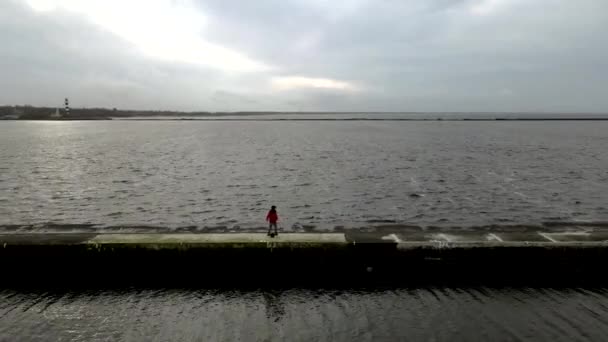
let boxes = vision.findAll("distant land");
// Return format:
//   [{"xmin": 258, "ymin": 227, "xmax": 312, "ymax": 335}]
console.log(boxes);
[
  {"xmin": 0, "ymin": 105, "xmax": 280, "ymax": 120},
  {"xmin": 1, "ymin": 105, "xmax": 607, "ymax": 121}
]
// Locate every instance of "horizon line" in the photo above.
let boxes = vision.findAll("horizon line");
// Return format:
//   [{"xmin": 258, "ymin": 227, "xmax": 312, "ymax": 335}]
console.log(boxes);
[{"xmin": 2, "ymin": 105, "xmax": 608, "ymax": 115}]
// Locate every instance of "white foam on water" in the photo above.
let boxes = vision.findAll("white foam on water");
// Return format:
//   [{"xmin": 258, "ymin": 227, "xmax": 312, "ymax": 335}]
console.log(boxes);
[
  {"xmin": 381, "ymin": 233, "xmax": 403, "ymax": 243},
  {"xmin": 487, "ymin": 233, "xmax": 503, "ymax": 242},
  {"xmin": 433, "ymin": 233, "xmax": 455, "ymax": 242},
  {"xmin": 514, "ymin": 191, "xmax": 528, "ymax": 198},
  {"xmin": 538, "ymin": 232, "xmax": 557, "ymax": 242}
]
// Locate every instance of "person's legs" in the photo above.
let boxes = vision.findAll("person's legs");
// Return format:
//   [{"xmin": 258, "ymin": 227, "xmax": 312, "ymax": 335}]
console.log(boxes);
[
  {"xmin": 269, "ymin": 223, "xmax": 278, "ymax": 236},
  {"xmin": 267, "ymin": 223, "xmax": 272, "ymax": 236}
]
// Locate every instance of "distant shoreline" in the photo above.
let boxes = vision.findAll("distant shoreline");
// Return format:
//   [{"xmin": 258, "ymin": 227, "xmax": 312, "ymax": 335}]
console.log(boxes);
[
  {"xmin": 3, "ymin": 117, "xmax": 608, "ymax": 121},
  {"xmin": 2, "ymin": 105, "xmax": 608, "ymax": 121},
  {"xmin": 113, "ymin": 117, "xmax": 608, "ymax": 121},
  {"xmin": 1, "ymin": 105, "xmax": 608, "ymax": 121}
]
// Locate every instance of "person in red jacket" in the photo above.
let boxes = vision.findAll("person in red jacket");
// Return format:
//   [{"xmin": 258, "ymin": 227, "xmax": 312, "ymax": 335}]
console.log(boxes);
[{"xmin": 266, "ymin": 205, "xmax": 279, "ymax": 237}]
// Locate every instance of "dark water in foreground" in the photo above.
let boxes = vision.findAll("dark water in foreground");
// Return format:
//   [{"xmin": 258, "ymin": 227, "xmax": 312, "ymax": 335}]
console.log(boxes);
[
  {"xmin": 1, "ymin": 287, "xmax": 607, "ymax": 341},
  {"xmin": 1, "ymin": 120, "xmax": 607, "ymax": 231}
]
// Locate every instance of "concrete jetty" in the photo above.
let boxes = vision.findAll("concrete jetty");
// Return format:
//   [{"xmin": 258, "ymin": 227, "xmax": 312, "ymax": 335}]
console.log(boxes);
[{"xmin": 1, "ymin": 229, "xmax": 608, "ymax": 286}]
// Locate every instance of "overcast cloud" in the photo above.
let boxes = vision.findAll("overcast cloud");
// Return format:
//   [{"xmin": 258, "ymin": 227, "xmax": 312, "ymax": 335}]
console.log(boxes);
[{"xmin": 1, "ymin": 0, "xmax": 607, "ymax": 112}]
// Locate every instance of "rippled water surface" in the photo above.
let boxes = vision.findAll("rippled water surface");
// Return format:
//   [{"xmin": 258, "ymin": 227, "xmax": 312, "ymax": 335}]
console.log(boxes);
[
  {"xmin": 1, "ymin": 120, "xmax": 607, "ymax": 230},
  {"xmin": 1, "ymin": 287, "xmax": 608, "ymax": 341}
]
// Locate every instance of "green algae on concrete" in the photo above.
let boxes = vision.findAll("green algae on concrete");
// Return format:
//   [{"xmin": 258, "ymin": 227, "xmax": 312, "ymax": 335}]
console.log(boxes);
[
  {"xmin": 85, "ymin": 233, "xmax": 348, "ymax": 250},
  {"xmin": 3, "ymin": 230, "xmax": 608, "ymax": 251}
]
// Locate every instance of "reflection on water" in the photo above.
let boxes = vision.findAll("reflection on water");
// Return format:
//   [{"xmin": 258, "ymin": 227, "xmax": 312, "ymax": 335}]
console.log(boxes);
[
  {"xmin": 1, "ymin": 287, "xmax": 608, "ymax": 341},
  {"xmin": 1, "ymin": 120, "xmax": 607, "ymax": 230}
]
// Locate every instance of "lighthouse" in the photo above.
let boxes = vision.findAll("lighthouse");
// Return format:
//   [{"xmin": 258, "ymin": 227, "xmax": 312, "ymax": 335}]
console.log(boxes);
[{"xmin": 64, "ymin": 98, "xmax": 70, "ymax": 117}]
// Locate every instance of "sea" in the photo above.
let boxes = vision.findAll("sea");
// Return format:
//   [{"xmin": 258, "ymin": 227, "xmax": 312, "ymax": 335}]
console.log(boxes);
[
  {"xmin": 1, "ymin": 116, "xmax": 607, "ymax": 231},
  {"xmin": 0, "ymin": 287, "xmax": 607, "ymax": 341},
  {"xmin": 1, "ymin": 114, "xmax": 608, "ymax": 341}
]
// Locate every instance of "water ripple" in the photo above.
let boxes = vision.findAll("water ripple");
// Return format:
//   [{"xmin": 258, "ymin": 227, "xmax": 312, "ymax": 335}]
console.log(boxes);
[{"xmin": 1, "ymin": 121, "xmax": 608, "ymax": 231}]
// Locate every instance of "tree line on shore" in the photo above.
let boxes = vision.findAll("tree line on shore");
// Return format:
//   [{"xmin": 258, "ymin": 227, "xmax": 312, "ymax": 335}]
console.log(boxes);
[{"xmin": 0, "ymin": 105, "xmax": 280, "ymax": 119}]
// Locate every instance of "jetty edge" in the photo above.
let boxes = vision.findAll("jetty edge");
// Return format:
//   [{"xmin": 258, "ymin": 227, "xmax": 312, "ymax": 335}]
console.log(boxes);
[{"xmin": 1, "ymin": 230, "xmax": 608, "ymax": 286}]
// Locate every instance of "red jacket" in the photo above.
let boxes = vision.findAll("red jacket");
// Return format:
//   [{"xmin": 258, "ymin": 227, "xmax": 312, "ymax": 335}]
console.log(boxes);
[{"xmin": 266, "ymin": 210, "xmax": 278, "ymax": 223}]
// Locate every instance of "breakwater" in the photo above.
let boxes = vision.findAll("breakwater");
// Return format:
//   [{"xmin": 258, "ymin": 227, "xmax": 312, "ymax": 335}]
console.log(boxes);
[{"xmin": 2, "ymin": 229, "xmax": 607, "ymax": 287}]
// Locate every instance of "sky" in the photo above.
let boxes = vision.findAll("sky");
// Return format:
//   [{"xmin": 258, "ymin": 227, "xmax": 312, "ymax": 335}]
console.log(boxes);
[{"xmin": 1, "ymin": 0, "xmax": 607, "ymax": 112}]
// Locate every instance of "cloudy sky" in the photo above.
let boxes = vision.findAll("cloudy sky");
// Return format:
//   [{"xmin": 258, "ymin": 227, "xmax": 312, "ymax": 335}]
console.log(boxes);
[{"xmin": 1, "ymin": 0, "xmax": 607, "ymax": 112}]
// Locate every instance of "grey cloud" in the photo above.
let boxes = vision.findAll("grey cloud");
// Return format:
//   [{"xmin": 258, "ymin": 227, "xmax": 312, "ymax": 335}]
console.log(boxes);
[
  {"xmin": 1, "ymin": 0, "xmax": 607, "ymax": 112},
  {"xmin": 0, "ymin": 1, "xmax": 237, "ymax": 110}
]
